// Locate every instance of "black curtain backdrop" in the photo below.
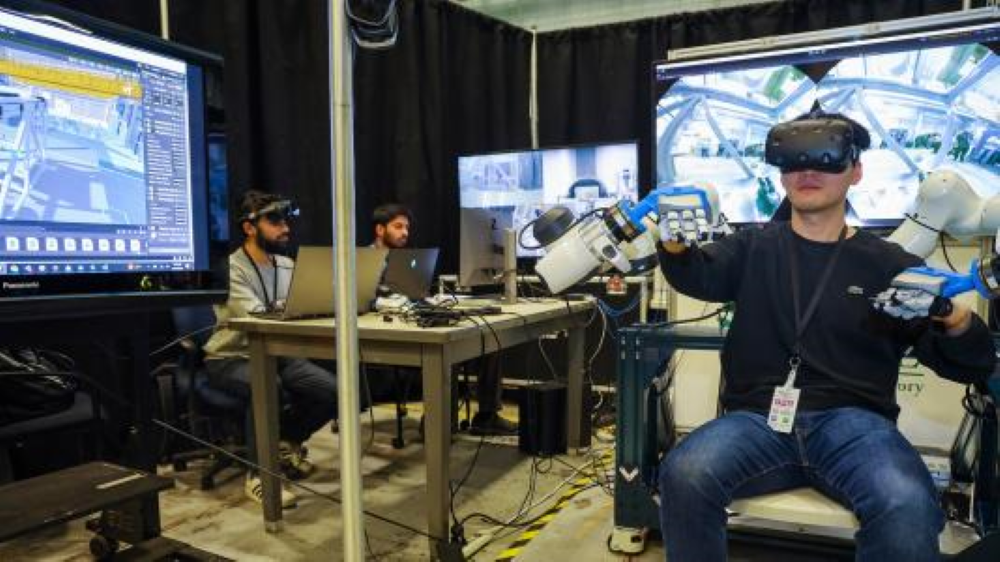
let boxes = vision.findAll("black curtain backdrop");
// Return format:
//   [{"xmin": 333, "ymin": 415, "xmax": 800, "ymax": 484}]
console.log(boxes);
[
  {"xmin": 536, "ymin": 0, "xmax": 965, "ymax": 196},
  {"xmin": 170, "ymin": 0, "xmax": 532, "ymax": 274},
  {"xmin": 41, "ymin": 0, "xmax": 160, "ymax": 35},
  {"xmin": 352, "ymin": 0, "xmax": 532, "ymax": 271}
]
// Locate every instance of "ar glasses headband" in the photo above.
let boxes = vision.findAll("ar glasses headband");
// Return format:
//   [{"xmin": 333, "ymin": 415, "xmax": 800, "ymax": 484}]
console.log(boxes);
[
  {"xmin": 765, "ymin": 119, "xmax": 861, "ymax": 174},
  {"xmin": 243, "ymin": 199, "xmax": 300, "ymax": 225}
]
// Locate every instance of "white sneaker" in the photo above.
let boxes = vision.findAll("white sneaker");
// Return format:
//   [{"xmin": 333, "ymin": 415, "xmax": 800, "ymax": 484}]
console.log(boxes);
[
  {"xmin": 279, "ymin": 440, "xmax": 315, "ymax": 480},
  {"xmin": 245, "ymin": 474, "xmax": 298, "ymax": 509}
]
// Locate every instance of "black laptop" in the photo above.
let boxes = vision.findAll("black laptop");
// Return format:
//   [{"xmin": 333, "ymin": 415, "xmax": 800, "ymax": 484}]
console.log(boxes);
[{"xmin": 382, "ymin": 248, "xmax": 440, "ymax": 300}]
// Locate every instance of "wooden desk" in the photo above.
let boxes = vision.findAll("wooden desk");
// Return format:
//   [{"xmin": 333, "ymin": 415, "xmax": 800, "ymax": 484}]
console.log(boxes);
[{"xmin": 228, "ymin": 298, "xmax": 594, "ymax": 556}]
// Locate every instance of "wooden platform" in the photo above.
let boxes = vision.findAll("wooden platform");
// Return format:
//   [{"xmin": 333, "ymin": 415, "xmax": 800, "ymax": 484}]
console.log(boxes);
[{"xmin": 0, "ymin": 461, "xmax": 172, "ymax": 543}]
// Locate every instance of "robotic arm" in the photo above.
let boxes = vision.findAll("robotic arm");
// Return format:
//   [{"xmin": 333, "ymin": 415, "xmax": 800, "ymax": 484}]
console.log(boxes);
[
  {"xmin": 533, "ymin": 184, "xmax": 727, "ymax": 294},
  {"xmin": 887, "ymin": 170, "xmax": 1000, "ymax": 258},
  {"xmin": 876, "ymin": 170, "xmax": 1000, "ymax": 319}
]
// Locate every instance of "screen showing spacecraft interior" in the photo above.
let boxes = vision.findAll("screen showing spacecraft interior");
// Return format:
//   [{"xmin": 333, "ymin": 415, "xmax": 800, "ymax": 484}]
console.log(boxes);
[{"xmin": 655, "ymin": 26, "xmax": 999, "ymax": 226}]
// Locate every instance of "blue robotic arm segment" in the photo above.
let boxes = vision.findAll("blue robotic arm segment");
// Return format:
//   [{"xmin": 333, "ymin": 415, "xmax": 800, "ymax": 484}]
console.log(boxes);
[
  {"xmin": 874, "ymin": 259, "xmax": 1000, "ymax": 321},
  {"xmin": 623, "ymin": 186, "xmax": 714, "ymax": 227},
  {"xmin": 892, "ymin": 265, "xmax": 979, "ymax": 299}
]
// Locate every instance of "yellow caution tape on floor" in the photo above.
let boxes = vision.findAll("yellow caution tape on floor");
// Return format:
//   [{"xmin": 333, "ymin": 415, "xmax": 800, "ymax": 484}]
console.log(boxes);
[{"xmin": 494, "ymin": 449, "xmax": 614, "ymax": 562}]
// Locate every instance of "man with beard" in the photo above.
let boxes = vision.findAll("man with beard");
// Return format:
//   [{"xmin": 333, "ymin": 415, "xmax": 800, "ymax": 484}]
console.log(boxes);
[
  {"xmin": 203, "ymin": 190, "xmax": 337, "ymax": 508},
  {"xmin": 371, "ymin": 203, "xmax": 411, "ymax": 249}
]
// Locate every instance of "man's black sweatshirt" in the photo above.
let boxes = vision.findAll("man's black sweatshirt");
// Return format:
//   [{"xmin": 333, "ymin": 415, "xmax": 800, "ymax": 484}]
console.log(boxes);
[{"xmin": 659, "ymin": 222, "xmax": 996, "ymax": 420}]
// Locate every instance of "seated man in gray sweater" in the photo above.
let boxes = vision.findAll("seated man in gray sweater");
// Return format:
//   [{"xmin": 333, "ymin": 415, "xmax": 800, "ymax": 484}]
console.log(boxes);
[{"xmin": 203, "ymin": 190, "xmax": 337, "ymax": 508}]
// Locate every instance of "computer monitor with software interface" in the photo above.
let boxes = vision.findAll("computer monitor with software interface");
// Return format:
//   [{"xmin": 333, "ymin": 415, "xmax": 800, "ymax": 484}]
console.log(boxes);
[
  {"xmin": 653, "ymin": 19, "xmax": 1000, "ymax": 227},
  {"xmin": 0, "ymin": 0, "xmax": 228, "ymax": 320}
]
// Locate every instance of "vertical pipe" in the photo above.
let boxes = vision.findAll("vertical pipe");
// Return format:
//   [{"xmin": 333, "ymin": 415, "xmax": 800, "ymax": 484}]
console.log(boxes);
[
  {"xmin": 639, "ymin": 275, "xmax": 648, "ymax": 323},
  {"xmin": 504, "ymin": 228, "xmax": 517, "ymax": 304},
  {"xmin": 329, "ymin": 1, "xmax": 365, "ymax": 560},
  {"xmin": 158, "ymin": 0, "xmax": 170, "ymax": 40},
  {"xmin": 529, "ymin": 27, "xmax": 539, "ymax": 149}
]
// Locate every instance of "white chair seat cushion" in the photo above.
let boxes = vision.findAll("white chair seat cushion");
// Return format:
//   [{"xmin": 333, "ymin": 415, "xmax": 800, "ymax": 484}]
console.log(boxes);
[{"xmin": 729, "ymin": 487, "xmax": 859, "ymax": 529}]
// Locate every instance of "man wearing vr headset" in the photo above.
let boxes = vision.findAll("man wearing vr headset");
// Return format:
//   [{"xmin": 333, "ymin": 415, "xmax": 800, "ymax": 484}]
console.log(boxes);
[
  {"xmin": 654, "ymin": 111, "xmax": 995, "ymax": 561},
  {"xmin": 203, "ymin": 190, "xmax": 338, "ymax": 509}
]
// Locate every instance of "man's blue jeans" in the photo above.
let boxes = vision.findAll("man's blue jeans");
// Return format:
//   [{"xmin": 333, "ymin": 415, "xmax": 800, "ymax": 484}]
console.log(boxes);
[{"xmin": 657, "ymin": 408, "xmax": 943, "ymax": 562}]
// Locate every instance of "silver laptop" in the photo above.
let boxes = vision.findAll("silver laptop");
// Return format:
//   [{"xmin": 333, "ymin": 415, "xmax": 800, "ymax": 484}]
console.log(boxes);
[{"xmin": 253, "ymin": 246, "xmax": 388, "ymax": 320}]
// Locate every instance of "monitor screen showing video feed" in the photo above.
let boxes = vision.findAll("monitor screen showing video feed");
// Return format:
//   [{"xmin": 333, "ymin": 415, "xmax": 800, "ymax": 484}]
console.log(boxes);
[
  {"xmin": 654, "ymin": 22, "xmax": 1000, "ymax": 226},
  {"xmin": 458, "ymin": 141, "xmax": 639, "ymax": 257}
]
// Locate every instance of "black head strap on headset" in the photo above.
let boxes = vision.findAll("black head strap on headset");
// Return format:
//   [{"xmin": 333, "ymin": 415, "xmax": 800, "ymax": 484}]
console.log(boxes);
[{"xmin": 241, "ymin": 199, "xmax": 300, "ymax": 225}]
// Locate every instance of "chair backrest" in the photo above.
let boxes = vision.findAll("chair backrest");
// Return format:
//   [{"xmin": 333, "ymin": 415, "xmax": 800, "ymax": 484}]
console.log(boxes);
[
  {"xmin": 171, "ymin": 305, "xmax": 217, "ymax": 351},
  {"xmin": 168, "ymin": 306, "xmax": 243, "ymax": 412}
]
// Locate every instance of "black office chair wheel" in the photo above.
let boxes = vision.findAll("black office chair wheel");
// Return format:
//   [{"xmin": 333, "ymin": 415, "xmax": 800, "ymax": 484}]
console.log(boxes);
[
  {"xmin": 391, "ymin": 436, "xmax": 405, "ymax": 449},
  {"xmin": 89, "ymin": 534, "xmax": 119, "ymax": 559},
  {"xmin": 173, "ymin": 459, "xmax": 188, "ymax": 472}
]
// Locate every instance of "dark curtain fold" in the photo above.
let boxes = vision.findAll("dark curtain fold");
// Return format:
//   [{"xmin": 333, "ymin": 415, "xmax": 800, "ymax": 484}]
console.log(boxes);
[
  {"xmin": 536, "ymin": 0, "xmax": 965, "ymax": 195},
  {"xmin": 42, "ymin": 0, "xmax": 160, "ymax": 35},
  {"xmin": 353, "ymin": 0, "xmax": 532, "ymax": 271},
  {"xmin": 169, "ymin": 0, "xmax": 532, "ymax": 274},
  {"xmin": 170, "ymin": 0, "xmax": 332, "ymax": 248}
]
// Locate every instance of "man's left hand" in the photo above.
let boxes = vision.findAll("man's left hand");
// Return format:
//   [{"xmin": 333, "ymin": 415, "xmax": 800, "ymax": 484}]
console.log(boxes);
[{"xmin": 873, "ymin": 288, "xmax": 972, "ymax": 335}]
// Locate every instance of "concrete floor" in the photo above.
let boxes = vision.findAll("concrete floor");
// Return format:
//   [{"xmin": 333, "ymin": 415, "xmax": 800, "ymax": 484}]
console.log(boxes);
[
  {"xmin": 0, "ymin": 403, "xmax": 650, "ymax": 561},
  {"xmin": 0, "ymin": 402, "xmax": 977, "ymax": 561}
]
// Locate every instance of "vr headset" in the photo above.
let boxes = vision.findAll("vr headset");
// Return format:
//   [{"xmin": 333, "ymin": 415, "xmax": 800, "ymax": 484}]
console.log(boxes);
[
  {"xmin": 765, "ymin": 118, "xmax": 869, "ymax": 174},
  {"xmin": 242, "ymin": 199, "xmax": 300, "ymax": 225}
]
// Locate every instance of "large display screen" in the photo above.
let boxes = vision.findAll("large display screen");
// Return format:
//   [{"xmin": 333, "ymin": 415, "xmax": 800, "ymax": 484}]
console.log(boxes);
[
  {"xmin": 654, "ymin": 22, "xmax": 1000, "ymax": 226},
  {"xmin": 0, "ymin": 1, "xmax": 227, "ymax": 318},
  {"xmin": 458, "ymin": 141, "xmax": 639, "ymax": 257}
]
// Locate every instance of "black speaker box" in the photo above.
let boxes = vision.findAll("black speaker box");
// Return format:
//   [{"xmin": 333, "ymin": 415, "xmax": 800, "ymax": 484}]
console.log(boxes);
[{"xmin": 519, "ymin": 381, "xmax": 567, "ymax": 456}]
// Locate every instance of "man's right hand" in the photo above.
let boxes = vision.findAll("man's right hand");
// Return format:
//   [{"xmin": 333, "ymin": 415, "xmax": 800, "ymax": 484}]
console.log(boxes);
[{"xmin": 659, "ymin": 206, "xmax": 711, "ymax": 254}]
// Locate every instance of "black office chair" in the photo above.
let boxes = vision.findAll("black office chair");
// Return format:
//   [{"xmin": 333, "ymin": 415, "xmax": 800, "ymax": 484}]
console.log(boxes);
[
  {"xmin": 155, "ymin": 306, "xmax": 247, "ymax": 490},
  {"xmin": 0, "ymin": 357, "xmax": 105, "ymax": 483}
]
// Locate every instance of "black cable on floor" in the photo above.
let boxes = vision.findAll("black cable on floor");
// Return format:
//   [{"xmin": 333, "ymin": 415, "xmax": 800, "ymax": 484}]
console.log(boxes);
[{"xmin": 152, "ymin": 418, "xmax": 440, "ymax": 542}]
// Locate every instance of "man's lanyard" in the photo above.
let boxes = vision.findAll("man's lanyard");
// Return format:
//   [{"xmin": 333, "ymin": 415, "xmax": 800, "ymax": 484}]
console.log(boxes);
[
  {"xmin": 767, "ymin": 223, "xmax": 848, "ymax": 433},
  {"xmin": 782, "ymin": 223, "xmax": 848, "ymax": 387},
  {"xmin": 242, "ymin": 244, "xmax": 278, "ymax": 312}
]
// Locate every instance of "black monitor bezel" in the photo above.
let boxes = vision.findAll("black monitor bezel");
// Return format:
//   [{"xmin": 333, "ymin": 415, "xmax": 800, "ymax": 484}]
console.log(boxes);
[{"xmin": 0, "ymin": 0, "xmax": 228, "ymax": 321}]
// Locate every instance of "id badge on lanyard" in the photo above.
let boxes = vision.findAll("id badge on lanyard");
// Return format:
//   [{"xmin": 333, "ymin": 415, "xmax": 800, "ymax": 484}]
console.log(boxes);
[{"xmin": 768, "ymin": 355, "xmax": 801, "ymax": 433}]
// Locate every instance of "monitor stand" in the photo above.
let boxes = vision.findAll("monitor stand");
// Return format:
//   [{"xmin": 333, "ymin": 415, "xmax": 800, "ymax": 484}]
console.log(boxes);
[{"xmin": 503, "ymin": 228, "xmax": 518, "ymax": 305}]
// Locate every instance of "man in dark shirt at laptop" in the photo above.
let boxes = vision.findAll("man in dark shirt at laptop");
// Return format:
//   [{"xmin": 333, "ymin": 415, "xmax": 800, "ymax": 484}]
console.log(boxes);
[
  {"xmin": 655, "ymin": 112, "xmax": 995, "ymax": 562},
  {"xmin": 371, "ymin": 203, "xmax": 517, "ymax": 435},
  {"xmin": 204, "ymin": 190, "xmax": 338, "ymax": 508}
]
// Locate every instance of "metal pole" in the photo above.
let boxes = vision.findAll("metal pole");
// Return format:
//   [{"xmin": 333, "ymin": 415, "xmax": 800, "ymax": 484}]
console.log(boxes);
[
  {"xmin": 529, "ymin": 26, "xmax": 538, "ymax": 149},
  {"xmin": 329, "ymin": 1, "xmax": 365, "ymax": 560},
  {"xmin": 158, "ymin": 0, "xmax": 170, "ymax": 40}
]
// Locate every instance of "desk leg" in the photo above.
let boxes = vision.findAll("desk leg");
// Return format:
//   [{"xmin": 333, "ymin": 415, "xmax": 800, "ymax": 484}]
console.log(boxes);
[
  {"xmin": 249, "ymin": 333, "xmax": 283, "ymax": 532},
  {"xmin": 422, "ymin": 345, "xmax": 452, "ymax": 558},
  {"xmin": 566, "ymin": 324, "xmax": 585, "ymax": 452}
]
